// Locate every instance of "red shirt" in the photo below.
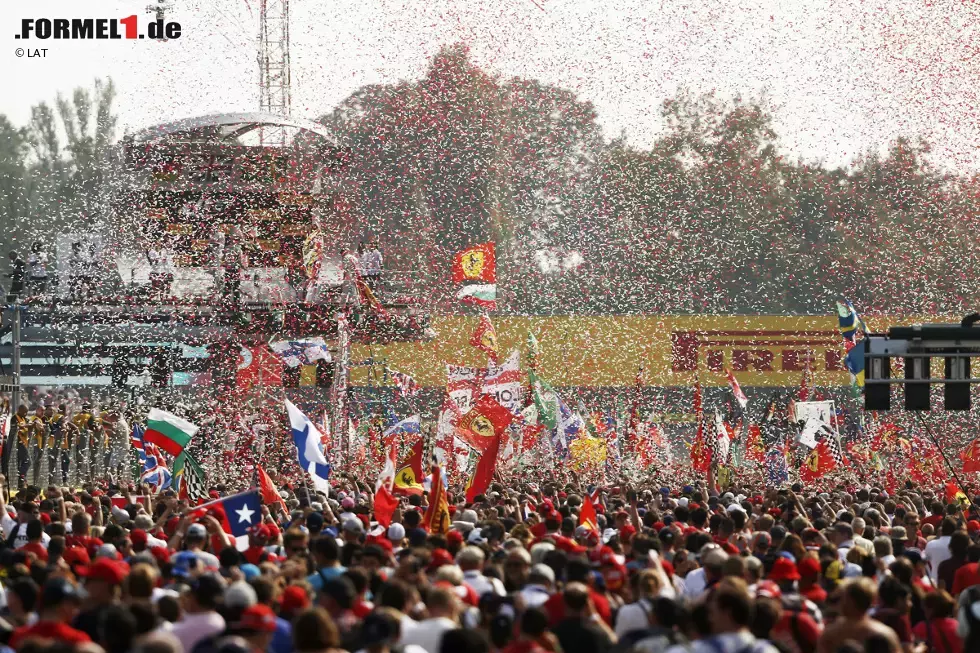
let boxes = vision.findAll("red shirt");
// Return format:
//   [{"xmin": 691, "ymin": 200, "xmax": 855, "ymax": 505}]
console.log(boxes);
[
  {"xmin": 770, "ymin": 611, "xmax": 822, "ymax": 653},
  {"xmin": 18, "ymin": 542, "xmax": 49, "ymax": 563},
  {"xmin": 10, "ymin": 621, "xmax": 92, "ymax": 649},
  {"xmin": 65, "ymin": 535, "xmax": 103, "ymax": 557},
  {"xmin": 243, "ymin": 546, "xmax": 271, "ymax": 565},
  {"xmin": 799, "ymin": 584, "xmax": 827, "ymax": 605},
  {"xmin": 912, "ymin": 618, "xmax": 963, "ymax": 653},
  {"xmin": 543, "ymin": 588, "xmax": 612, "ymax": 627},
  {"xmin": 923, "ymin": 515, "xmax": 944, "ymax": 531},
  {"xmin": 952, "ymin": 562, "xmax": 980, "ymax": 596}
]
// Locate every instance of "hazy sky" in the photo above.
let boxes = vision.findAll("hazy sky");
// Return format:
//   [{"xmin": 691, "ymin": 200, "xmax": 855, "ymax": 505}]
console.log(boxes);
[{"xmin": 3, "ymin": 0, "xmax": 978, "ymax": 171}]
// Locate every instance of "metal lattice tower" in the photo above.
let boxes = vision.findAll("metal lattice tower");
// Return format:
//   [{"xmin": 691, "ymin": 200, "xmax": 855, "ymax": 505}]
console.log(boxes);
[{"xmin": 258, "ymin": 0, "xmax": 292, "ymax": 145}]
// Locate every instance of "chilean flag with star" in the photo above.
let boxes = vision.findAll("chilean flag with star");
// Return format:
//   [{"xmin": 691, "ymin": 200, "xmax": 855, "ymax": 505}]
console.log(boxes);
[{"xmin": 190, "ymin": 490, "xmax": 263, "ymax": 538}]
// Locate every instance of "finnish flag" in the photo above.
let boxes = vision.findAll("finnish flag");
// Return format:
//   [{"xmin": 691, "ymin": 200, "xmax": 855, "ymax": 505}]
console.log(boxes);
[{"xmin": 285, "ymin": 400, "xmax": 332, "ymax": 495}]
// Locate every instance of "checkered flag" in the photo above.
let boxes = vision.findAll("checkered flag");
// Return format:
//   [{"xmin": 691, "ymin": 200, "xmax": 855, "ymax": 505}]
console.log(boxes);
[
  {"xmin": 175, "ymin": 452, "xmax": 210, "ymax": 502},
  {"xmin": 824, "ymin": 431, "xmax": 845, "ymax": 468}
]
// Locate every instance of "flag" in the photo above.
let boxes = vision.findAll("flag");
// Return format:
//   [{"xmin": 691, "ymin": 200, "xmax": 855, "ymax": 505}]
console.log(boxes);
[
  {"xmin": 191, "ymin": 490, "xmax": 263, "ymax": 538},
  {"xmin": 528, "ymin": 370, "xmax": 559, "ymax": 430},
  {"xmin": 390, "ymin": 370, "xmax": 419, "ymax": 398},
  {"xmin": 131, "ymin": 424, "xmax": 146, "ymax": 463},
  {"xmin": 466, "ymin": 431, "xmax": 503, "ymax": 502},
  {"xmin": 725, "ymin": 368, "xmax": 748, "ymax": 409},
  {"xmin": 285, "ymin": 400, "xmax": 332, "ymax": 494},
  {"xmin": 172, "ymin": 451, "xmax": 208, "ymax": 502},
  {"xmin": 456, "ymin": 284, "xmax": 497, "ymax": 310},
  {"xmin": 837, "ymin": 300, "xmax": 869, "ymax": 344},
  {"xmin": 258, "ymin": 467, "xmax": 288, "ymax": 514},
  {"xmin": 393, "ymin": 439, "xmax": 425, "ymax": 496},
  {"xmin": 800, "ymin": 440, "xmax": 836, "ymax": 481},
  {"xmin": 452, "ymin": 242, "xmax": 496, "ymax": 283},
  {"xmin": 269, "ymin": 338, "xmax": 332, "ymax": 367},
  {"xmin": 690, "ymin": 380, "xmax": 710, "ymax": 473},
  {"xmin": 236, "ymin": 345, "xmax": 283, "ymax": 390},
  {"xmin": 457, "ymin": 394, "xmax": 515, "ymax": 453},
  {"xmin": 140, "ymin": 442, "xmax": 171, "ymax": 494},
  {"xmin": 383, "ymin": 414, "xmax": 422, "ymax": 443},
  {"xmin": 962, "ymin": 439, "xmax": 980, "ymax": 474},
  {"xmin": 374, "ymin": 447, "xmax": 398, "ymax": 528},
  {"xmin": 714, "ymin": 411, "xmax": 732, "ymax": 465},
  {"xmin": 825, "ymin": 433, "xmax": 845, "ymax": 468},
  {"xmin": 579, "ymin": 494, "xmax": 599, "ymax": 532},
  {"xmin": 845, "ymin": 346, "xmax": 865, "ymax": 389},
  {"xmin": 551, "ymin": 396, "xmax": 586, "ymax": 461},
  {"xmin": 946, "ymin": 482, "xmax": 971, "ymax": 508},
  {"xmin": 144, "ymin": 409, "xmax": 198, "ymax": 457},
  {"xmin": 745, "ymin": 424, "xmax": 765, "ymax": 464},
  {"xmin": 526, "ymin": 331, "xmax": 541, "ymax": 371},
  {"xmin": 423, "ymin": 462, "xmax": 451, "ymax": 534},
  {"xmin": 469, "ymin": 315, "xmax": 499, "ymax": 363},
  {"xmin": 765, "ymin": 447, "xmax": 788, "ymax": 487}
]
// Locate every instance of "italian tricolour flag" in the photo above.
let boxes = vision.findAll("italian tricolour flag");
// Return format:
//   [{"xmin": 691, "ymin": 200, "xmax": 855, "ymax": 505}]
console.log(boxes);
[
  {"xmin": 456, "ymin": 283, "xmax": 497, "ymax": 310},
  {"xmin": 145, "ymin": 409, "xmax": 198, "ymax": 456}
]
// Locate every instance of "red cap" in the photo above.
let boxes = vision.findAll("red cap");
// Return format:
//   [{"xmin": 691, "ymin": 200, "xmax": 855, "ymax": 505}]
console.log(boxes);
[
  {"xmin": 237, "ymin": 604, "xmax": 278, "ymax": 632},
  {"xmin": 428, "ymin": 548, "xmax": 454, "ymax": 571},
  {"xmin": 77, "ymin": 558, "xmax": 130, "ymax": 585},
  {"xmin": 969, "ymin": 521, "xmax": 980, "ymax": 534},
  {"xmin": 768, "ymin": 557, "xmax": 800, "ymax": 582},
  {"xmin": 279, "ymin": 585, "xmax": 311, "ymax": 614},
  {"xmin": 448, "ymin": 506, "xmax": 457, "ymax": 516},
  {"xmin": 130, "ymin": 529, "xmax": 148, "ymax": 547},
  {"xmin": 619, "ymin": 523, "xmax": 637, "ymax": 543},
  {"xmin": 209, "ymin": 490, "xmax": 221, "ymax": 500},
  {"xmin": 798, "ymin": 556, "xmax": 821, "ymax": 578},
  {"xmin": 39, "ymin": 513, "xmax": 51, "ymax": 525},
  {"xmin": 63, "ymin": 546, "xmax": 91, "ymax": 568},
  {"xmin": 756, "ymin": 580, "xmax": 782, "ymax": 600},
  {"xmin": 446, "ymin": 531, "xmax": 464, "ymax": 546},
  {"xmin": 149, "ymin": 546, "xmax": 171, "ymax": 566}
]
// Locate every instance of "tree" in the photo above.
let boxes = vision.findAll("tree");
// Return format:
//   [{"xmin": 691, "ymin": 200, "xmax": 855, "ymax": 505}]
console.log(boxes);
[{"xmin": 0, "ymin": 116, "xmax": 28, "ymax": 254}]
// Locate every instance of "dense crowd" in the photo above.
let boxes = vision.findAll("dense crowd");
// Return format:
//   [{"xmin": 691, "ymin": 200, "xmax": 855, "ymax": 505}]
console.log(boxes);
[{"xmin": 0, "ymin": 469, "xmax": 977, "ymax": 653}]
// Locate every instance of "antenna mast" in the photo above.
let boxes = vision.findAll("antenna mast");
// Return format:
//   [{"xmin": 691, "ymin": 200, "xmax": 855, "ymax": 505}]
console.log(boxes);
[{"xmin": 258, "ymin": 0, "xmax": 292, "ymax": 145}]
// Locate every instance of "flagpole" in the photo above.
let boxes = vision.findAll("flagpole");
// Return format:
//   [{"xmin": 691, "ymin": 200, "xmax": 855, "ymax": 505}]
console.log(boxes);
[{"xmin": 914, "ymin": 413, "xmax": 972, "ymax": 506}]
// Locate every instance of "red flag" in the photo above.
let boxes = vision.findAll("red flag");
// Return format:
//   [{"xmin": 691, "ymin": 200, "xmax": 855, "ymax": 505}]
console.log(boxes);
[
  {"xmin": 457, "ymin": 394, "xmax": 514, "ymax": 453},
  {"xmin": 465, "ymin": 431, "xmax": 503, "ymax": 503},
  {"xmin": 423, "ymin": 464, "xmax": 451, "ymax": 534},
  {"xmin": 725, "ymin": 368, "xmax": 748, "ymax": 409},
  {"xmin": 236, "ymin": 346, "xmax": 283, "ymax": 391},
  {"xmin": 946, "ymin": 482, "xmax": 970, "ymax": 507},
  {"xmin": 962, "ymin": 439, "xmax": 980, "ymax": 474},
  {"xmin": 690, "ymin": 380, "xmax": 710, "ymax": 473},
  {"xmin": 579, "ymin": 494, "xmax": 598, "ymax": 532},
  {"xmin": 745, "ymin": 424, "xmax": 765, "ymax": 464},
  {"xmin": 374, "ymin": 447, "xmax": 399, "ymax": 527},
  {"xmin": 452, "ymin": 242, "xmax": 496, "ymax": 284},
  {"xmin": 800, "ymin": 441, "xmax": 836, "ymax": 481},
  {"xmin": 258, "ymin": 467, "xmax": 288, "ymax": 514},
  {"xmin": 469, "ymin": 315, "xmax": 499, "ymax": 363},
  {"xmin": 393, "ymin": 439, "xmax": 425, "ymax": 496}
]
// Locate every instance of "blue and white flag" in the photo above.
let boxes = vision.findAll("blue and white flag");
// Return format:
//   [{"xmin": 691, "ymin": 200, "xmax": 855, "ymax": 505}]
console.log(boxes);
[
  {"xmin": 550, "ymin": 395, "xmax": 585, "ymax": 461},
  {"xmin": 270, "ymin": 338, "xmax": 332, "ymax": 368},
  {"xmin": 285, "ymin": 400, "xmax": 331, "ymax": 494},
  {"xmin": 384, "ymin": 415, "xmax": 421, "ymax": 440},
  {"xmin": 765, "ymin": 447, "xmax": 789, "ymax": 488}
]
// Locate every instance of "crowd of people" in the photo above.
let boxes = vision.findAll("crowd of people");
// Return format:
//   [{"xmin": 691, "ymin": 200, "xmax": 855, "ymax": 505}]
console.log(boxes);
[{"xmin": 0, "ymin": 465, "xmax": 978, "ymax": 653}]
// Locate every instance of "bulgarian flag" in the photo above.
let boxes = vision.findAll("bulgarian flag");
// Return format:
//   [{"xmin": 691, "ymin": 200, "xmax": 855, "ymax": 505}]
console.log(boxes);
[
  {"xmin": 145, "ymin": 409, "xmax": 198, "ymax": 456},
  {"xmin": 457, "ymin": 284, "xmax": 497, "ymax": 310}
]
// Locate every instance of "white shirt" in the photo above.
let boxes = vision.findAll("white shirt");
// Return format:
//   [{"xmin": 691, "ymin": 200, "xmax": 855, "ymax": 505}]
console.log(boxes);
[
  {"xmin": 462, "ymin": 570, "xmax": 506, "ymax": 597},
  {"xmin": 400, "ymin": 616, "xmax": 457, "ymax": 653},
  {"xmin": 616, "ymin": 599, "xmax": 654, "ymax": 637},
  {"xmin": 519, "ymin": 584, "xmax": 552, "ymax": 609},
  {"xmin": 170, "ymin": 611, "xmax": 226, "ymax": 653},
  {"xmin": 925, "ymin": 535, "xmax": 952, "ymax": 583},
  {"xmin": 1, "ymin": 514, "xmax": 51, "ymax": 550},
  {"xmin": 683, "ymin": 567, "xmax": 708, "ymax": 598},
  {"xmin": 359, "ymin": 249, "xmax": 383, "ymax": 275},
  {"xmin": 665, "ymin": 631, "xmax": 779, "ymax": 653}
]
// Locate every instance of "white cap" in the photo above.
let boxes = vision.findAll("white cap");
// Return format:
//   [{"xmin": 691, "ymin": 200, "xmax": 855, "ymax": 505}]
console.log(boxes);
[{"xmin": 388, "ymin": 523, "xmax": 406, "ymax": 541}]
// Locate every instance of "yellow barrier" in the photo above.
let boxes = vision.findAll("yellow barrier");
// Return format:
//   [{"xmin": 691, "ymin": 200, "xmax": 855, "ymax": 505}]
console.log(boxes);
[{"xmin": 351, "ymin": 314, "xmax": 951, "ymax": 388}]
